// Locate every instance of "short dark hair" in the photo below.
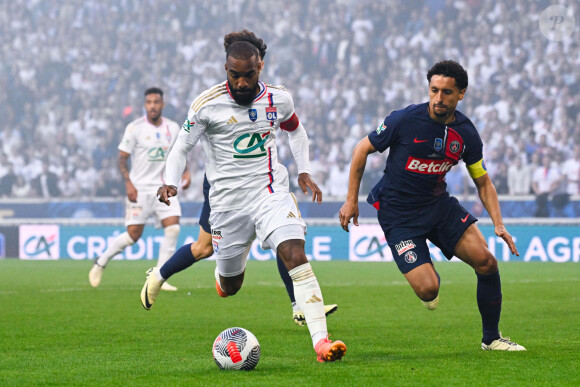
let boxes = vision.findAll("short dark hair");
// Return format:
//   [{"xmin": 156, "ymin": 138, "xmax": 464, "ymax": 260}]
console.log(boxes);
[
  {"xmin": 427, "ymin": 60, "xmax": 468, "ymax": 90},
  {"xmin": 225, "ymin": 41, "xmax": 260, "ymax": 61},
  {"xmin": 224, "ymin": 30, "xmax": 267, "ymax": 59},
  {"xmin": 144, "ymin": 87, "xmax": 163, "ymax": 98}
]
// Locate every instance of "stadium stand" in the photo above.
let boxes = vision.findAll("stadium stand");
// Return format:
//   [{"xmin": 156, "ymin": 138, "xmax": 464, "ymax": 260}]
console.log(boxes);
[{"xmin": 0, "ymin": 0, "xmax": 578, "ymax": 217}]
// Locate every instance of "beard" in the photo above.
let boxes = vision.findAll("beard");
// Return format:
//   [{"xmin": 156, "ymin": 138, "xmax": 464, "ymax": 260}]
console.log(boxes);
[
  {"xmin": 432, "ymin": 104, "xmax": 448, "ymax": 117},
  {"xmin": 229, "ymin": 82, "xmax": 259, "ymax": 106},
  {"xmin": 147, "ymin": 111, "xmax": 161, "ymax": 122}
]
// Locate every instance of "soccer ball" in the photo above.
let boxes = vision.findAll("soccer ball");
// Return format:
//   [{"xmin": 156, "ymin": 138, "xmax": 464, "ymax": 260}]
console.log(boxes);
[{"xmin": 212, "ymin": 327, "xmax": 261, "ymax": 370}]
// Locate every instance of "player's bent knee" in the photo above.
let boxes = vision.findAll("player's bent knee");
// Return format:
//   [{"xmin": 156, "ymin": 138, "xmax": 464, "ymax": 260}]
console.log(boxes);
[
  {"xmin": 277, "ymin": 240, "xmax": 307, "ymax": 270},
  {"xmin": 127, "ymin": 231, "xmax": 142, "ymax": 242},
  {"xmin": 191, "ymin": 242, "xmax": 214, "ymax": 260},
  {"xmin": 414, "ymin": 283, "xmax": 439, "ymax": 302},
  {"xmin": 475, "ymin": 253, "xmax": 498, "ymax": 274}
]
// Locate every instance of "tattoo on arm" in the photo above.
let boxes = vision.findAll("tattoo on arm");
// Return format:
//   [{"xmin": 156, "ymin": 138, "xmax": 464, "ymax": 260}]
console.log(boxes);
[{"xmin": 118, "ymin": 154, "xmax": 130, "ymax": 181}]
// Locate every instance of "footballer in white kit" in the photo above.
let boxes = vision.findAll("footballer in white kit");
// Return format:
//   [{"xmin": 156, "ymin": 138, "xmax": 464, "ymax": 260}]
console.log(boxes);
[
  {"xmin": 173, "ymin": 80, "xmax": 307, "ymax": 277},
  {"xmin": 158, "ymin": 39, "xmax": 346, "ymax": 362},
  {"xmin": 89, "ymin": 88, "xmax": 189, "ymax": 292},
  {"xmin": 118, "ymin": 115, "xmax": 182, "ymax": 225}
]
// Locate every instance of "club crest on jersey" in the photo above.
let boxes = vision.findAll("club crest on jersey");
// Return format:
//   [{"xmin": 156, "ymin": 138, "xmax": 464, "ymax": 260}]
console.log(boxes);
[
  {"xmin": 449, "ymin": 140, "xmax": 461, "ymax": 153},
  {"xmin": 212, "ymin": 230, "xmax": 222, "ymax": 240},
  {"xmin": 434, "ymin": 138, "xmax": 443, "ymax": 152},
  {"xmin": 248, "ymin": 109, "xmax": 258, "ymax": 122},
  {"xmin": 265, "ymin": 106, "xmax": 277, "ymax": 121},
  {"xmin": 405, "ymin": 251, "xmax": 417, "ymax": 263},
  {"xmin": 395, "ymin": 240, "xmax": 415, "ymax": 255}
]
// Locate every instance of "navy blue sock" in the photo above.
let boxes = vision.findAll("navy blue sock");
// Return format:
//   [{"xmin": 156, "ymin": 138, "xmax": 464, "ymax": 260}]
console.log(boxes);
[
  {"xmin": 476, "ymin": 271, "xmax": 502, "ymax": 345},
  {"xmin": 276, "ymin": 255, "xmax": 295, "ymax": 303},
  {"xmin": 159, "ymin": 243, "xmax": 196, "ymax": 279}
]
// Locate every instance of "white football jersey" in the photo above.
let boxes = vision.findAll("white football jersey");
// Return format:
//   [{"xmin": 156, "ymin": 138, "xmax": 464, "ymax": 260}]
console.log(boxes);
[
  {"xmin": 174, "ymin": 81, "xmax": 301, "ymax": 211},
  {"xmin": 118, "ymin": 116, "xmax": 180, "ymax": 193}
]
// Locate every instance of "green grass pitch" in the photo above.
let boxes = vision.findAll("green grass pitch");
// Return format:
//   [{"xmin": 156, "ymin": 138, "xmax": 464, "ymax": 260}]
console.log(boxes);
[{"xmin": 0, "ymin": 259, "xmax": 578, "ymax": 386}]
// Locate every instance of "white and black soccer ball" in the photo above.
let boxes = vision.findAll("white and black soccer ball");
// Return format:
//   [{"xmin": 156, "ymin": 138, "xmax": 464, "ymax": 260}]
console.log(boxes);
[{"xmin": 212, "ymin": 327, "xmax": 261, "ymax": 370}]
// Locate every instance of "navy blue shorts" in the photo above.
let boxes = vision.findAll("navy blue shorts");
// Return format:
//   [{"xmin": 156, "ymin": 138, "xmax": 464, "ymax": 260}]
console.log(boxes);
[
  {"xmin": 199, "ymin": 174, "xmax": 211, "ymax": 234},
  {"xmin": 377, "ymin": 195, "xmax": 477, "ymax": 274}
]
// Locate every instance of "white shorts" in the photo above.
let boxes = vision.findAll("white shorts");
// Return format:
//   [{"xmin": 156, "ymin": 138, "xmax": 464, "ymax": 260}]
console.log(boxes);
[
  {"xmin": 210, "ymin": 191, "xmax": 306, "ymax": 277},
  {"xmin": 124, "ymin": 191, "xmax": 182, "ymax": 228}
]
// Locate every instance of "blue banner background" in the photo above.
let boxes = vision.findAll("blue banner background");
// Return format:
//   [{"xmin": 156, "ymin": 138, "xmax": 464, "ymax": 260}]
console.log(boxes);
[{"xmin": 15, "ymin": 224, "xmax": 571, "ymax": 263}]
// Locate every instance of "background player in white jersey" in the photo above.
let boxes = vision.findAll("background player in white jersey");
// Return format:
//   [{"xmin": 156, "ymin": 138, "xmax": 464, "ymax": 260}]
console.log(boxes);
[
  {"xmin": 154, "ymin": 33, "xmax": 346, "ymax": 362},
  {"xmin": 89, "ymin": 88, "xmax": 190, "ymax": 291}
]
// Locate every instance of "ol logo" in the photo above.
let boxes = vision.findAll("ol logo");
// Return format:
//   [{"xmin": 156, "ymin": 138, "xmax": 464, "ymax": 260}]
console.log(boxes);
[
  {"xmin": 233, "ymin": 131, "xmax": 270, "ymax": 158},
  {"xmin": 265, "ymin": 107, "xmax": 277, "ymax": 121},
  {"xmin": 147, "ymin": 147, "xmax": 167, "ymax": 161}
]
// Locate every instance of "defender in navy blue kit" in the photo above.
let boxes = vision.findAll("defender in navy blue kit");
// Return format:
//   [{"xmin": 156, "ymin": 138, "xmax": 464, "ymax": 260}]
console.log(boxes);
[
  {"xmin": 339, "ymin": 60, "xmax": 525, "ymax": 351},
  {"xmin": 367, "ymin": 102, "xmax": 482, "ymax": 274}
]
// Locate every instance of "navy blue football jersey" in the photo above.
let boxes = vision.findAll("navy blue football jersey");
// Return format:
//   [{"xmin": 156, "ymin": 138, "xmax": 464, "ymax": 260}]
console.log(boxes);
[{"xmin": 367, "ymin": 103, "xmax": 484, "ymax": 209}]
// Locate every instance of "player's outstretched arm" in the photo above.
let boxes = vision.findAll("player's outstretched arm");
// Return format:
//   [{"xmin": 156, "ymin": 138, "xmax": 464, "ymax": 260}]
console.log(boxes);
[
  {"xmin": 339, "ymin": 136, "xmax": 376, "ymax": 232},
  {"xmin": 473, "ymin": 173, "xmax": 519, "ymax": 256},
  {"xmin": 157, "ymin": 185, "xmax": 178, "ymax": 206},
  {"xmin": 298, "ymin": 173, "xmax": 322, "ymax": 203}
]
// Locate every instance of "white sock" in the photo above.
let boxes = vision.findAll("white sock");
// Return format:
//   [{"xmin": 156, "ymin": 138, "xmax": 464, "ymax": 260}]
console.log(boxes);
[
  {"xmin": 154, "ymin": 268, "xmax": 166, "ymax": 282},
  {"xmin": 157, "ymin": 224, "xmax": 180, "ymax": 268},
  {"xmin": 289, "ymin": 263, "xmax": 328, "ymax": 348},
  {"xmin": 95, "ymin": 232, "xmax": 134, "ymax": 267}
]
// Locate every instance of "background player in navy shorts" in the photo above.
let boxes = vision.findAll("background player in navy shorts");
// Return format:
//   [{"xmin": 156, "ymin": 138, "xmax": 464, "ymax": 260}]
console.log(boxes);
[{"xmin": 339, "ymin": 60, "xmax": 525, "ymax": 351}]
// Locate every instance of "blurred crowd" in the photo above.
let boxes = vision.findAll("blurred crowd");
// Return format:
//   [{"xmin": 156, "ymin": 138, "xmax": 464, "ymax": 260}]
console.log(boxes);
[{"xmin": 1, "ymin": 0, "xmax": 579, "ymax": 211}]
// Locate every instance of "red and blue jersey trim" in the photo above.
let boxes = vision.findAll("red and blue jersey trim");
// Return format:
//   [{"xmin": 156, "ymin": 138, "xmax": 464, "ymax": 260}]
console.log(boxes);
[
  {"xmin": 266, "ymin": 147, "xmax": 274, "ymax": 193},
  {"xmin": 268, "ymin": 93, "xmax": 274, "ymax": 127}
]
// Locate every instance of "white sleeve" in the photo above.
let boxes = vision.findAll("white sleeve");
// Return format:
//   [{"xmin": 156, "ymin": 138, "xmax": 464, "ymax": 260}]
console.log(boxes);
[
  {"xmin": 287, "ymin": 122, "xmax": 311, "ymax": 175},
  {"xmin": 164, "ymin": 135, "xmax": 194, "ymax": 187},
  {"xmin": 164, "ymin": 112, "xmax": 205, "ymax": 187},
  {"xmin": 117, "ymin": 123, "xmax": 135, "ymax": 153}
]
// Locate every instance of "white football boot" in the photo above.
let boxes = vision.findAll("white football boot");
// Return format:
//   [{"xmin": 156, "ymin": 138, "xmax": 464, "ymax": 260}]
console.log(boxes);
[
  {"xmin": 482, "ymin": 333, "xmax": 526, "ymax": 351},
  {"xmin": 88, "ymin": 263, "xmax": 104, "ymax": 288}
]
